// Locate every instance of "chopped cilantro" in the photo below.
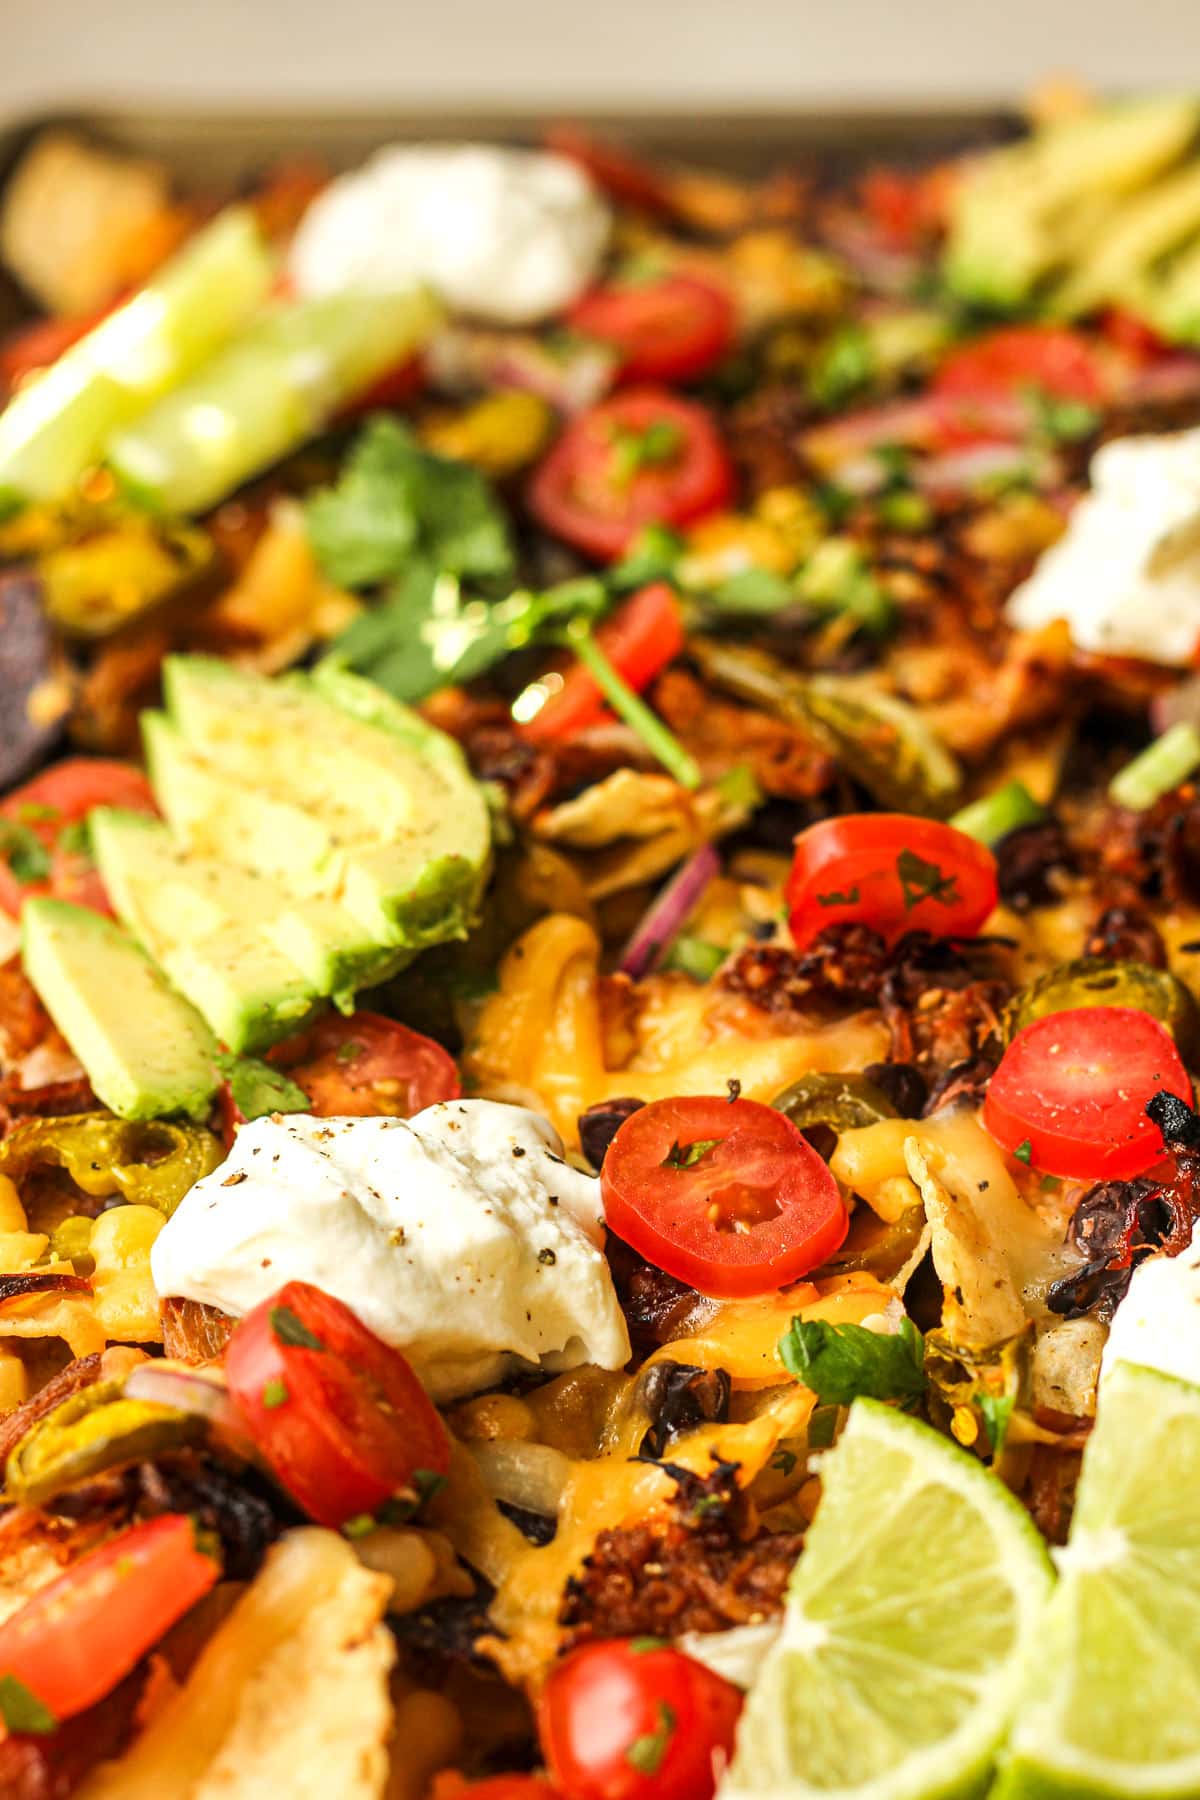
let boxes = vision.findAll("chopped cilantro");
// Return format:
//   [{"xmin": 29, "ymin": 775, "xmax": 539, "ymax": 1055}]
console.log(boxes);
[
  {"xmin": 771, "ymin": 1447, "xmax": 798, "ymax": 1476},
  {"xmin": 897, "ymin": 847, "xmax": 961, "ymax": 912},
  {"xmin": 0, "ymin": 820, "xmax": 50, "ymax": 886},
  {"xmin": 0, "ymin": 1674, "xmax": 56, "ymax": 1735},
  {"xmin": 662, "ymin": 935, "xmax": 726, "ymax": 982},
  {"xmin": 607, "ymin": 522, "xmax": 685, "ymax": 593},
  {"xmin": 608, "ymin": 420, "xmax": 683, "ymax": 486},
  {"xmin": 779, "ymin": 1316, "xmax": 928, "ymax": 1409},
  {"xmin": 306, "ymin": 415, "xmax": 514, "ymax": 590},
  {"xmin": 335, "ymin": 1039, "xmax": 364, "ymax": 1065},
  {"xmin": 216, "ymin": 1052, "xmax": 309, "ymax": 1123},
  {"xmin": 261, "ymin": 1377, "xmax": 289, "ymax": 1410},
  {"xmin": 816, "ymin": 884, "xmax": 861, "ymax": 907},
  {"xmin": 625, "ymin": 1701, "xmax": 677, "ymax": 1776},
  {"xmin": 807, "ymin": 1404, "xmax": 841, "ymax": 1449},
  {"xmin": 381, "ymin": 1468, "xmax": 448, "ymax": 1525},
  {"xmin": 661, "ymin": 1137, "xmax": 721, "ymax": 1170},
  {"xmin": 1014, "ymin": 1139, "xmax": 1033, "ymax": 1165},
  {"xmin": 705, "ymin": 567, "xmax": 796, "ymax": 615},
  {"xmin": 269, "ymin": 1305, "xmax": 324, "ymax": 1351},
  {"xmin": 978, "ymin": 1391, "xmax": 1015, "ymax": 1455},
  {"xmin": 628, "ymin": 1635, "xmax": 668, "ymax": 1654}
]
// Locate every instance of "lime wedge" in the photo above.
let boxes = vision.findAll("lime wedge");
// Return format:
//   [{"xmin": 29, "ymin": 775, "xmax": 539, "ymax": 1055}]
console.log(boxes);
[
  {"xmin": 996, "ymin": 1361, "xmax": 1200, "ymax": 1799},
  {"xmin": 723, "ymin": 1400, "xmax": 1052, "ymax": 1800}
]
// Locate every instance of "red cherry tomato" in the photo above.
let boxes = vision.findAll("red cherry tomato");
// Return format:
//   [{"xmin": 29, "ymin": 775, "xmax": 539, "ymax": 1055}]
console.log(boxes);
[
  {"xmin": 521, "ymin": 582, "xmax": 683, "ymax": 743},
  {"xmin": 528, "ymin": 388, "xmax": 734, "ymax": 562},
  {"xmin": 266, "ymin": 1010, "xmax": 461, "ymax": 1118},
  {"xmin": 538, "ymin": 1639, "xmax": 743, "ymax": 1800},
  {"xmin": 786, "ymin": 814, "xmax": 999, "ymax": 951},
  {"xmin": 543, "ymin": 125, "xmax": 672, "ymax": 215},
  {"xmin": 601, "ymin": 1095, "xmax": 847, "ymax": 1298},
  {"xmin": 982, "ymin": 1006, "xmax": 1192, "ymax": 1181},
  {"xmin": 0, "ymin": 760, "xmax": 157, "ymax": 919},
  {"xmin": 934, "ymin": 325, "xmax": 1108, "ymax": 406},
  {"xmin": 0, "ymin": 1513, "xmax": 218, "ymax": 1727},
  {"xmin": 224, "ymin": 1280, "xmax": 450, "ymax": 1529},
  {"xmin": 569, "ymin": 274, "xmax": 735, "ymax": 386}
]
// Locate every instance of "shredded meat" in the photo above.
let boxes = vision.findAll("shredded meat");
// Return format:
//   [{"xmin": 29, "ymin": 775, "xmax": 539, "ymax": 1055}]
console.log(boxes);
[
  {"xmin": 721, "ymin": 924, "xmax": 889, "ymax": 1018},
  {"xmin": 1023, "ymin": 1443, "xmax": 1083, "ymax": 1547},
  {"xmin": 652, "ymin": 667, "xmax": 839, "ymax": 800},
  {"xmin": 606, "ymin": 1235, "xmax": 706, "ymax": 1357},
  {"xmin": 1094, "ymin": 786, "xmax": 1200, "ymax": 909},
  {"xmin": 160, "ymin": 1296, "xmax": 236, "ymax": 1363},
  {"xmin": 1048, "ymin": 1093, "xmax": 1200, "ymax": 1320},
  {"xmin": 562, "ymin": 1462, "xmax": 801, "ymax": 1642},
  {"xmin": 135, "ymin": 1455, "xmax": 284, "ymax": 1579}
]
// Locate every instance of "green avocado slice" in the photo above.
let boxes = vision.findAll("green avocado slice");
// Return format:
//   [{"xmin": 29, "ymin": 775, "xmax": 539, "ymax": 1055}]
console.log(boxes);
[{"xmin": 20, "ymin": 898, "xmax": 220, "ymax": 1122}]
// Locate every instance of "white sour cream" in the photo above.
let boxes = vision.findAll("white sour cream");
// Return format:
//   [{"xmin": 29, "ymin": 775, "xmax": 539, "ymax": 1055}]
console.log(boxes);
[
  {"xmin": 1100, "ymin": 1220, "xmax": 1200, "ymax": 1387},
  {"xmin": 151, "ymin": 1100, "xmax": 631, "ymax": 1402},
  {"xmin": 288, "ymin": 144, "xmax": 610, "ymax": 326},
  {"xmin": 1007, "ymin": 426, "xmax": 1200, "ymax": 666}
]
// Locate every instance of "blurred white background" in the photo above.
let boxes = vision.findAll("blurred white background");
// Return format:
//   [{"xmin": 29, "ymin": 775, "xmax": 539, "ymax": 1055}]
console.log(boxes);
[{"xmin": 4, "ymin": 0, "xmax": 1200, "ymax": 114}]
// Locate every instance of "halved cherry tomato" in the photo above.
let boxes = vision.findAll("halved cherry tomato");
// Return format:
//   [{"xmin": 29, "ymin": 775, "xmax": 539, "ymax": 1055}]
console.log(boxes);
[
  {"xmin": 521, "ymin": 582, "xmax": 683, "ymax": 743},
  {"xmin": 786, "ymin": 814, "xmax": 998, "ymax": 951},
  {"xmin": 569, "ymin": 274, "xmax": 735, "ymax": 385},
  {"xmin": 982, "ymin": 1005, "xmax": 1192, "ymax": 1181},
  {"xmin": 538, "ymin": 1638, "xmax": 743, "ymax": 1800},
  {"xmin": 543, "ymin": 125, "xmax": 672, "ymax": 215},
  {"xmin": 0, "ymin": 760, "xmax": 157, "ymax": 919},
  {"xmin": 528, "ymin": 388, "xmax": 734, "ymax": 562},
  {"xmin": 267, "ymin": 1009, "xmax": 460, "ymax": 1118},
  {"xmin": 0, "ymin": 1513, "xmax": 218, "ymax": 1727},
  {"xmin": 601, "ymin": 1094, "xmax": 847, "ymax": 1297},
  {"xmin": 934, "ymin": 325, "xmax": 1108, "ymax": 407},
  {"xmin": 224, "ymin": 1280, "xmax": 450, "ymax": 1529}
]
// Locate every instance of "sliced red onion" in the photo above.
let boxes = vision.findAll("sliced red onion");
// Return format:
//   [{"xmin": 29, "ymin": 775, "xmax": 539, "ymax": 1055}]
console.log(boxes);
[
  {"xmin": 618, "ymin": 842, "xmax": 721, "ymax": 981},
  {"xmin": 915, "ymin": 441, "xmax": 1061, "ymax": 496},
  {"xmin": 426, "ymin": 325, "xmax": 617, "ymax": 414},
  {"xmin": 1152, "ymin": 674, "xmax": 1200, "ymax": 736},
  {"xmin": 125, "ymin": 1361, "xmax": 255, "ymax": 1458},
  {"xmin": 1121, "ymin": 354, "xmax": 1200, "ymax": 407}
]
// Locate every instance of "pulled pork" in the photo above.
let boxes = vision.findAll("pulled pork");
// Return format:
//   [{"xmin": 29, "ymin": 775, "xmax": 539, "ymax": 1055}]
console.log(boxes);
[{"xmin": 562, "ymin": 1461, "xmax": 801, "ymax": 1643}]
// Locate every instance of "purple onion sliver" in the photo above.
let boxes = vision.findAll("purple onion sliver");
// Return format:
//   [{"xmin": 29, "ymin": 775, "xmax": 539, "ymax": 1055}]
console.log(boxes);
[{"xmin": 618, "ymin": 842, "xmax": 721, "ymax": 982}]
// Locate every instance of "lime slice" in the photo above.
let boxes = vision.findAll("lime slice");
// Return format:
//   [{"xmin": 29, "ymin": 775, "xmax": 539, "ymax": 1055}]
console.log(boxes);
[
  {"xmin": 997, "ymin": 1361, "xmax": 1200, "ymax": 1799},
  {"xmin": 723, "ymin": 1399, "xmax": 1052, "ymax": 1800}
]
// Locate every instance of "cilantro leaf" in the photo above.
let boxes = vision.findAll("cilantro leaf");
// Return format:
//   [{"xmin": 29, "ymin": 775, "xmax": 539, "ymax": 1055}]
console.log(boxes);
[
  {"xmin": 705, "ymin": 567, "xmax": 796, "ymax": 615},
  {"xmin": 216, "ymin": 1052, "xmax": 309, "ymax": 1123},
  {"xmin": 778, "ymin": 1317, "xmax": 928, "ymax": 1408},
  {"xmin": 0, "ymin": 820, "xmax": 51, "ymax": 886},
  {"xmin": 261, "ymin": 1377, "xmax": 289, "ymax": 1410},
  {"xmin": 325, "ymin": 572, "xmax": 607, "ymax": 705},
  {"xmin": 0, "ymin": 1674, "xmax": 56, "ymax": 1735},
  {"xmin": 896, "ymin": 846, "xmax": 961, "ymax": 912},
  {"xmin": 661, "ymin": 1137, "xmax": 721, "ymax": 1169},
  {"xmin": 1014, "ymin": 1138, "xmax": 1033, "ymax": 1165},
  {"xmin": 305, "ymin": 416, "xmax": 514, "ymax": 590},
  {"xmin": 625, "ymin": 1701, "xmax": 676, "ymax": 1776},
  {"xmin": 269, "ymin": 1305, "xmax": 324, "ymax": 1351},
  {"xmin": 978, "ymin": 1391, "xmax": 1015, "ymax": 1454}
]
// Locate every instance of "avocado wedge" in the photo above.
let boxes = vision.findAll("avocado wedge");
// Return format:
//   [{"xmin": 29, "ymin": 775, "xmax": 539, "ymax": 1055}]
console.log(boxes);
[
  {"xmin": 151, "ymin": 657, "xmax": 490, "ymax": 951},
  {"xmin": 944, "ymin": 96, "xmax": 1200, "ymax": 310},
  {"xmin": 21, "ymin": 899, "xmax": 221, "ymax": 1122}
]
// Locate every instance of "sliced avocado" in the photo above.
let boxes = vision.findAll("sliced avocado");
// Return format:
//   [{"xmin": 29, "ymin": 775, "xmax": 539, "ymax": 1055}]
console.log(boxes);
[
  {"xmin": 90, "ymin": 808, "xmax": 318, "ymax": 1054},
  {"xmin": 152, "ymin": 658, "xmax": 490, "ymax": 948},
  {"xmin": 944, "ymin": 97, "xmax": 1200, "ymax": 309},
  {"xmin": 1053, "ymin": 159, "xmax": 1200, "ymax": 318},
  {"xmin": 1139, "ymin": 235, "xmax": 1200, "ymax": 343},
  {"xmin": 21, "ymin": 898, "xmax": 220, "ymax": 1122}
]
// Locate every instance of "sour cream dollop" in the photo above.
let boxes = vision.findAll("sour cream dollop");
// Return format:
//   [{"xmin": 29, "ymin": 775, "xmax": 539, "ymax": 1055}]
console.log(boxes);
[
  {"xmin": 151, "ymin": 1100, "xmax": 631, "ymax": 1402},
  {"xmin": 1101, "ymin": 1218, "xmax": 1200, "ymax": 1387},
  {"xmin": 288, "ymin": 144, "xmax": 610, "ymax": 326},
  {"xmin": 1007, "ymin": 426, "xmax": 1200, "ymax": 666}
]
